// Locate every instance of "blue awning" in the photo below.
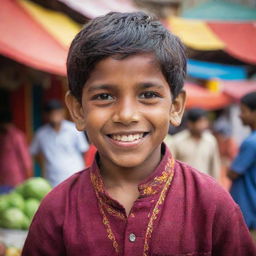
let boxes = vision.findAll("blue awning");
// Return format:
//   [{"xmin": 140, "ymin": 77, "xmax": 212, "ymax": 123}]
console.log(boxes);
[{"xmin": 187, "ymin": 59, "xmax": 246, "ymax": 80}]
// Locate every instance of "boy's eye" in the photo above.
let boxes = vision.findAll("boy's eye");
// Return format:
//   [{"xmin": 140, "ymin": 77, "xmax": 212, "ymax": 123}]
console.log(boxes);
[
  {"xmin": 93, "ymin": 93, "xmax": 114, "ymax": 101},
  {"xmin": 140, "ymin": 91, "xmax": 160, "ymax": 99}
]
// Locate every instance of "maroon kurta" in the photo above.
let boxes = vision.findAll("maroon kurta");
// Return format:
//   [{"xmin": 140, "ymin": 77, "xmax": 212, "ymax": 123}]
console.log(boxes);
[{"xmin": 22, "ymin": 146, "xmax": 256, "ymax": 256}]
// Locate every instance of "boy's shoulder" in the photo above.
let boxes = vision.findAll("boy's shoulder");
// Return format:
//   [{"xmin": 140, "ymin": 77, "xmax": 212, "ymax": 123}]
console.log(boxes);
[
  {"xmin": 174, "ymin": 160, "xmax": 236, "ymax": 211},
  {"xmin": 38, "ymin": 168, "xmax": 91, "ymax": 213}
]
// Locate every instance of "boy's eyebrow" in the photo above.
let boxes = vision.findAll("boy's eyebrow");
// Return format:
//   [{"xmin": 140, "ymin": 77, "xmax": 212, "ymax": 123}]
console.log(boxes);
[
  {"xmin": 87, "ymin": 82, "xmax": 164, "ymax": 92},
  {"xmin": 87, "ymin": 84, "xmax": 114, "ymax": 92},
  {"xmin": 138, "ymin": 82, "xmax": 165, "ymax": 89}
]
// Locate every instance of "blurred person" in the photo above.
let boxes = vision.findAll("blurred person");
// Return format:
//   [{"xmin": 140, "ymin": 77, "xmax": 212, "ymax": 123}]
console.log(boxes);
[
  {"xmin": 228, "ymin": 92, "xmax": 256, "ymax": 235},
  {"xmin": 213, "ymin": 120, "xmax": 238, "ymax": 190},
  {"xmin": 165, "ymin": 108, "xmax": 221, "ymax": 179},
  {"xmin": 30, "ymin": 100, "xmax": 89, "ymax": 187},
  {"xmin": 0, "ymin": 110, "xmax": 32, "ymax": 187}
]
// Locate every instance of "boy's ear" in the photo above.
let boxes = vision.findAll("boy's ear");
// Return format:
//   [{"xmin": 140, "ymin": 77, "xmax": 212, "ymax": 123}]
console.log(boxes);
[
  {"xmin": 169, "ymin": 90, "xmax": 186, "ymax": 127},
  {"xmin": 65, "ymin": 91, "xmax": 87, "ymax": 131}
]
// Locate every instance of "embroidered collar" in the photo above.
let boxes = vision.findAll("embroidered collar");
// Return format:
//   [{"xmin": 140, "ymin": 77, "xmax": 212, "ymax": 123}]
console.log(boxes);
[
  {"xmin": 90, "ymin": 143, "xmax": 175, "ymax": 203},
  {"xmin": 89, "ymin": 143, "xmax": 175, "ymax": 255}
]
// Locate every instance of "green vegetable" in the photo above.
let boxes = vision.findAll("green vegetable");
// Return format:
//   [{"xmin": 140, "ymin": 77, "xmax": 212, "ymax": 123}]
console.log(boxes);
[
  {"xmin": 22, "ymin": 177, "xmax": 52, "ymax": 200},
  {"xmin": 14, "ymin": 184, "xmax": 25, "ymax": 196},
  {"xmin": 7, "ymin": 193, "xmax": 25, "ymax": 211},
  {"xmin": 23, "ymin": 198, "xmax": 40, "ymax": 219},
  {"xmin": 1, "ymin": 208, "xmax": 30, "ymax": 230},
  {"xmin": 0, "ymin": 195, "xmax": 9, "ymax": 214}
]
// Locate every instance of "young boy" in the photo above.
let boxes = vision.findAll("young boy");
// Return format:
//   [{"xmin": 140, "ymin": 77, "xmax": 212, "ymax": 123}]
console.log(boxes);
[{"xmin": 22, "ymin": 12, "xmax": 256, "ymax": 255}]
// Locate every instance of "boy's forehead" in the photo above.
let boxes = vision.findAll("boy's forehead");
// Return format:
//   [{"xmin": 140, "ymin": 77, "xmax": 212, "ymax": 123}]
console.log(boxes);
[
  {"xmin": 84, "ymin": 53, "xmax": 166, "ymax": 87},
  {"xmin": 94, "ymin": 53, "xmax": 160, "ymax": 71}
]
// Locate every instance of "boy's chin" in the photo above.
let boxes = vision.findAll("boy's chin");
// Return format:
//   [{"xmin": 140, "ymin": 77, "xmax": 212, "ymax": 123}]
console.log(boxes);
[
  {"xmin": 107, "ymin": 154, "xmax": 151, "ymax": 170},
  {"xmin": 114, "ymin": 158, "xmax": 145, "ymax": 169}
]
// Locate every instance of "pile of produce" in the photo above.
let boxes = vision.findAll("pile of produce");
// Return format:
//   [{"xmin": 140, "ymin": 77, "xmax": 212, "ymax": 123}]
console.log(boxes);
[
  {"xmin": 0, "ymin": 242, "xmax": 21, "ymax": 256},
  {"xmin": 0, "ymin": 178, "xmax": 52, "ymax": 230}
]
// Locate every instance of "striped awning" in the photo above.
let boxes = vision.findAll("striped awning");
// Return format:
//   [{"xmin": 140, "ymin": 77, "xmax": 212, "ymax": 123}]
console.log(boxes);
[
  {"xmin": 167, "ymin": 17, "xmax": 256, "ymax": 64},
  {"xmin": 1, "ymin": 0, "xmax": 255, "ymax": 110}
]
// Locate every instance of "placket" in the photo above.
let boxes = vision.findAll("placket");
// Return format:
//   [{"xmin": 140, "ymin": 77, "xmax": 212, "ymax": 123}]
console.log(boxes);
[{"xmin": 123, "ymin": 197, "xmax": 156, "ymax": 256}]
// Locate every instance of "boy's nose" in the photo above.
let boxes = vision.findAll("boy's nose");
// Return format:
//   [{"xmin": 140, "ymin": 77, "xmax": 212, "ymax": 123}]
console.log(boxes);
[{"xmin": 112, "ymin": 99, "xmax": 139, "ymax": 125}]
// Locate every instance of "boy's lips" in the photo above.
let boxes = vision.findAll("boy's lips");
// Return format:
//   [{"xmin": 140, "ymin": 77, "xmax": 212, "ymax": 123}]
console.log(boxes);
[{"xmin": 105, "ymin": 132, "xmax": 149, "ymax": 147}]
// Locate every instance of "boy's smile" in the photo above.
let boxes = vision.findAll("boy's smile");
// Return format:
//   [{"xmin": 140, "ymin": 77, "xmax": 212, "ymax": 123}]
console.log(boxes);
[{"xmin": 66, "ymin": 53, "xmax": 185, "ymax": 172}]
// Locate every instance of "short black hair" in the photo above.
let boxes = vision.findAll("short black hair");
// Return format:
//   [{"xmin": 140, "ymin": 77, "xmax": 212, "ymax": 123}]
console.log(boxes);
[
  {"xmin": 44, "ymin": 100, "xmax": 63, "ymax": 113},
  {"xmin": 67, "ymin": 12, "xmax": 187, "ymax": 102},
  {"xmin": 241, "ymin": 92, "xmax": 256, "ymax": 111},
  {"xmin": 186, "ymin": 108, "xmax": 207, "ymax": 123}
]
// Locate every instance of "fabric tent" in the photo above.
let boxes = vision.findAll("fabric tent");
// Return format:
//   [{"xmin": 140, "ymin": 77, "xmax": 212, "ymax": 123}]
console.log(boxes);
[
  {"xmin": 0, "ymin": 0, "xmax": 255, "ymax": 111},
  {"xmin": 184, "ymin": 83, "xmax": 232, "ymax": 110},
  {"xmin": 182, "ymin": 1, "xmax": 256, "ymax": 21},
  {"xmin": 0, "ymin": 0, "xmax": 137, "ymax": 75},
  {"xmin": 187, "ymin": 59, "xmax": 246, "ymax": 80},
  {"xmin": 57, "ymin": 0, "xmax": 138, "ymax": 19},
  {"xmin": 208, "ymin": 22, "xmax": 256, "ymax": 64},
  {"xmin": 221, "ymin": 80, "xmax": 256, "ymax": 100},
  {"xmin": 168, "ymin": 17, "xmax": 256, "ymax": 64},
  {"xmin": 0, "ymin": 0, "xmax": 68, "ymax": 75}
]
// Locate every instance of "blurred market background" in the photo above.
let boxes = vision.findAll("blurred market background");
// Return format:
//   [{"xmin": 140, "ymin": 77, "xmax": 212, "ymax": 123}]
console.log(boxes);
[
  {"xmin": 0, "ymin": 0, "xmax": 256, "ymax": 254},
  {"xmin": 1, "ymin": 0, "xmax": 256, "ymax": 149}
]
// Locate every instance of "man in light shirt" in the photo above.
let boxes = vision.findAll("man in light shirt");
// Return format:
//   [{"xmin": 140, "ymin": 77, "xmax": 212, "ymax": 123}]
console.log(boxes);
[
  {"xmin": 30, "ymin": 100, "xmax": 89, "ymax": 186},
  {"xmin": 165, "ymin": 108, "xmax": 221, "ymax": 180}
]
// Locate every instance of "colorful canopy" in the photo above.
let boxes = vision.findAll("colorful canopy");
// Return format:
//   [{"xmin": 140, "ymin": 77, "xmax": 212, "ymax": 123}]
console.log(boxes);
[
  {"xmin": 19, "ymin": 0, "xmax": 81, "ymax": 49},
  {"xmin": 58, "ymin": 0, "xmax": 138, "ymax": 19},
  {"xmin": 221, "ymin": 80, "xmax": 256, "ymax": 100},
  {"xmin": 179, "ymin": 1, "xmax": 256, "ymax": 63},
  {"xmin": 0, "ymin": 0, "xmax": 137, "ymax": 74},
  {"xmin": 0, "ymin": 0, "xmax": 68, "ymax": 75},
  {"xmin": 208, "ymin": 22, "xmax": 256, "ymax": 64},
  {"xmin": 167, "ymin": 17, "xmax": 256, "ymax": 64},
  {"xmin": 182, "ymin": 1, "xmax": 256, "ymax": 21},
  {"xmin": 187, "ymin": 59, "xmax": 246, "ymax": 80},
  {"xmin": 168, "ymin": 17, "xmax": 225, "ymax": 51},
  {"xmin": 1, "ymin": 0, "xmax": 255, "ymax": 110},
  {"xmin": 185, "ymin": 83, "xmax": 232, "ymax": 110}
]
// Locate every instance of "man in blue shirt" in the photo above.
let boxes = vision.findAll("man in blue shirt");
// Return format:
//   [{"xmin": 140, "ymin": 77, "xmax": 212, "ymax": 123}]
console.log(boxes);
[
  {"xmin": 30, "ymin": 100, "xmax": 89, "ymax": 187},
  {"xmin": 228, "ymin": 92, "xmax": 256, "ymax": 232}
]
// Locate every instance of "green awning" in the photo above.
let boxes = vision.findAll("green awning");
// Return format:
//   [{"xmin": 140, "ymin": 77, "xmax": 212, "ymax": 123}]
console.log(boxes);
[{"xmin": 182, "ymin": 1, "xmax": 256, "ymax": 21}]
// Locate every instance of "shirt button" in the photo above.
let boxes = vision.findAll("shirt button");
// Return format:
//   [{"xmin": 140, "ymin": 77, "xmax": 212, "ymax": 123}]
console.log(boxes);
[{"xmin": 129, "ymin": 233, "xmax": 136, "ymax": 242}]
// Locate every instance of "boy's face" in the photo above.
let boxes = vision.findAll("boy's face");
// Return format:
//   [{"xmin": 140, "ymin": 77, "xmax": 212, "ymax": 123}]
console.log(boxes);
[
  {"xmin": 239, "ymin": 103, "xmax": 255, "ymax": 126},
  {"xmin": 66, "ymin": 54, "xmax": 186, "ymax": 169}
]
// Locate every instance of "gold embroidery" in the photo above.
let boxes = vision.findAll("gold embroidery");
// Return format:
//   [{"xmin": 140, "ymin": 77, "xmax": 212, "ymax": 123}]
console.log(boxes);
[
  {"xmin": 104, "ymin": 204, "xmax": 126, "ymax": 220},
  {"xmin": 143, "ymin": 157, "xmax": 175, "ymax": 256},
  {"xmin": 91, "ymin": 172, "xmax": 126, "ymax": 220},
  {"xmin": 94, "ymin": 189, "xmax": 120, "ymax": 254},
  {"xmin": 90, "ymin": 172, "xmax": 104, "ymax": 193},
  {"xmin": 90, "ymin": 156, "xmax": 175, "ymax": 255},
  {"xmin": 139, "ymin": 158, "xmax": 173, "ymax": 196}
]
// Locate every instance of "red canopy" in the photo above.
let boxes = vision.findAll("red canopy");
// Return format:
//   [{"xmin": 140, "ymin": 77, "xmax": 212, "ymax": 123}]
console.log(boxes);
[
  {"xmin": 221, "ymin": 80, "xmax": 256, "ymax": 100},
  {"xmin": 208, "ymin": 22, "xmax": 256, "ymax": 65},
  {"xmin": 185, "ymin": 83, "xmax": 232, "ymax": 110},
  {"xmin": 0, "ymin": 0, "xmax": 67, "ymax": 75},
  {"xmin": 0, "ymin": 0, "xmax": 255, "ymax": 111}
]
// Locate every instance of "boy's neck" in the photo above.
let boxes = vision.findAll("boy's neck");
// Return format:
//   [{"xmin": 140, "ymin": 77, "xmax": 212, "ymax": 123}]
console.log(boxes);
[{"xmin": 99, "ymin": 146, "xmax": 162, "ymax": 189}]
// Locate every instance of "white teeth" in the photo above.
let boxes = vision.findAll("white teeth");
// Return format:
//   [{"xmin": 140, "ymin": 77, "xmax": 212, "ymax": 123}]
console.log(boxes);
[{"xmin": 111, "ymin": 133, "xmax": 144, "ymax": 142}]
